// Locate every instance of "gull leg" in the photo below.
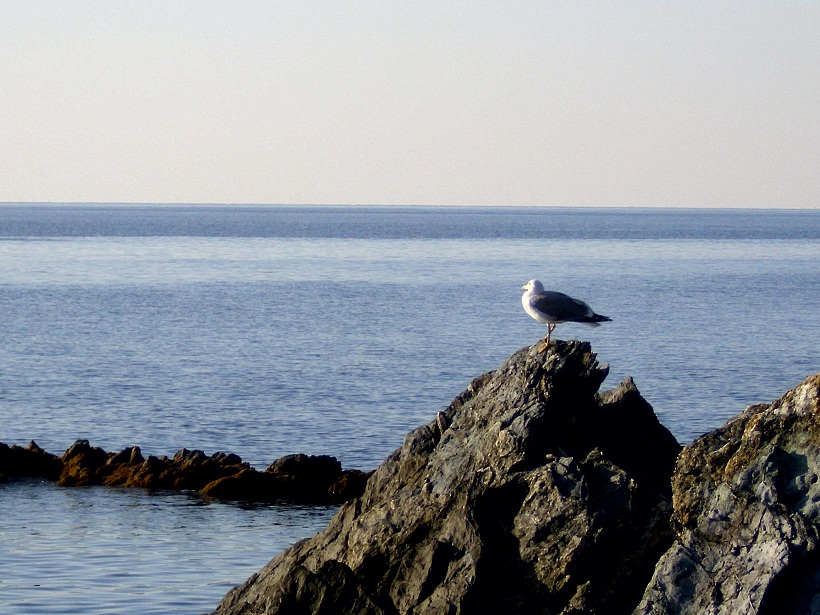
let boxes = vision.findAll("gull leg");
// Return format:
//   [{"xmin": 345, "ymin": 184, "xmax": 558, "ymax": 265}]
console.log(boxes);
[{"xmin": 538, "ymin": 324, "xmax": 555, "ymax": 352}]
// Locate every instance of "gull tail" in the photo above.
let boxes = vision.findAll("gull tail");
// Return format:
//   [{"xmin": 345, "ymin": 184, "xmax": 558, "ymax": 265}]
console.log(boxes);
[{"xmin": 582, "ymin": 313, "xmax": 611, "ymax": 327}]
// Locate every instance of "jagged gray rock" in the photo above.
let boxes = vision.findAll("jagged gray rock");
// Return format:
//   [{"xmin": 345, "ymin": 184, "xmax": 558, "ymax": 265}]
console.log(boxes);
[
  {"xmin": 212, "ymin": 341, "xmax": 681, "ymax": 615},
  {"xmin": 635, "ymin": 372, "xmax": 820, "ymax": 615}
]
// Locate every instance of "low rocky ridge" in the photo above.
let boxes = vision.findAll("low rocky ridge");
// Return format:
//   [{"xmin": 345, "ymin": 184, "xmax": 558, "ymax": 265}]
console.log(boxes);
[
  {"xmin": 0, "ymin": 441, "xmax": 370, "ymax": 505},
  {"xmin": 211, "ymin": 341, "xmax": 683, "ymax": 614}
]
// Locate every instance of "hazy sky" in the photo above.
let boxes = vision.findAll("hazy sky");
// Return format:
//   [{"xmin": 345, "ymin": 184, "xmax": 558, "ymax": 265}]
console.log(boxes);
[{"xmin": 1, "ymin": 2, "xmax": 817, "ymax": 207}]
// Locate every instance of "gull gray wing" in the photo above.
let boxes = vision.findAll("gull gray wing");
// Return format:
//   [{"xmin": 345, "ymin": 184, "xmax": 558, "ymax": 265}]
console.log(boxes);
[{"xmin": 531, "ymin": 291, "xmax": 594, "ymax": 321}]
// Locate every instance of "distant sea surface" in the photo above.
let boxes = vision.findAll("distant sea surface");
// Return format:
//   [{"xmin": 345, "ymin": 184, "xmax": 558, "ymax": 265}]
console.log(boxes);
[{"xmin": 1, "ymin": 204, "xmax": 818, "ymax": 614}]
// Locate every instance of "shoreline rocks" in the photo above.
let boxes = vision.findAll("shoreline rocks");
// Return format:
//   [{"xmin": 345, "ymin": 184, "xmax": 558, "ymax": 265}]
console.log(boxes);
[
  {"xmin": 6, "ymin": 339, "xmax": 819, "ymax": 614},
  {"xmin": 0, "ymin": 440, "xmax": 370, "ymax": 505}
]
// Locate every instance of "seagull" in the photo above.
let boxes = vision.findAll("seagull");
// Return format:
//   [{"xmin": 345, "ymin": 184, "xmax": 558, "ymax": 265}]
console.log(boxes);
[{"xmin": 521, "ymin": 279, "xmax": 611, "ymax": 348}]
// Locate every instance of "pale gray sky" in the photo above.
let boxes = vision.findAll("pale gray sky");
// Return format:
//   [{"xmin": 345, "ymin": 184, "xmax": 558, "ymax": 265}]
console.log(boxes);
[{"xmin": 1, "ymin": 2, "xmax": 817, "ymax": 207}]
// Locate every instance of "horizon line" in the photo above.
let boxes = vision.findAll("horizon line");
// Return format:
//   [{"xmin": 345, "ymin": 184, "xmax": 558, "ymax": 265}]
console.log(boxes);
[{"xmin": 1, "ymin": 201, "xmax": 817, "ymax": 212}]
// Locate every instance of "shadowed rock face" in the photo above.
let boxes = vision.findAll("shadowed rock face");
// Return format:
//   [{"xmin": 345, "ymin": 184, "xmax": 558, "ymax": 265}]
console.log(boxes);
[
  {"xmin": 0, "ymin": 440, "xmax": 62, "ymax": 481},
  {"xmin": 635, "ymin": 372, "xmax": 820, "ymax": 615},
  {"xmin": 212, "ymin": 341, "xmax": 682, "ymax": 615}
]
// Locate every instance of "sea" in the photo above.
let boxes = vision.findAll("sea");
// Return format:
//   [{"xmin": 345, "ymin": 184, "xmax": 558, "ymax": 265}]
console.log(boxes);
[{"xmin": 0, "ymin": 204, "xmax": 818, "ymax": 614}]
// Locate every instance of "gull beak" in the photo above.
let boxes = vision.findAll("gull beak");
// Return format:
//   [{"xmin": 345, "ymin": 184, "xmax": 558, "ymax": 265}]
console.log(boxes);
[{"xmin": 521, "ymin": 283, "xmax": 528, "ymax": 292}]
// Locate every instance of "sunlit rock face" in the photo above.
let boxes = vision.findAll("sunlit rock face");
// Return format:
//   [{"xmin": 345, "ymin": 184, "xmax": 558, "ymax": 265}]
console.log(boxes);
[{"xmin": 636, "ymin": 372, "xmax": 820, "ymax": 615}]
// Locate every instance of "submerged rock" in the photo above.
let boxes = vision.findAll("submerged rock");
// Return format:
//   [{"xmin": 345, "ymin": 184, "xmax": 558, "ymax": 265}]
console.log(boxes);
[
  {"xmin": 211, "ymin": 341, "xmax": 682, "ymax": 615},
  {"xmin": 635, "ymin": 372, "xmax": 820, "ymax": 615}
]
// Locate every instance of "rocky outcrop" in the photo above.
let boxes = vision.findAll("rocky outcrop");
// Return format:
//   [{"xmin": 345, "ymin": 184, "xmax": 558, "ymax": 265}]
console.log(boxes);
[
  {"xmin": 635, "ymin": 372, "xmax": 820, "ymax": 615},
  {"xmin": 212, "ymin": 341, "xmax": 682, "ymax": 615},
  {"xmin": 0, "ymin": 440, "xmax": 369, "ymax": 505}
]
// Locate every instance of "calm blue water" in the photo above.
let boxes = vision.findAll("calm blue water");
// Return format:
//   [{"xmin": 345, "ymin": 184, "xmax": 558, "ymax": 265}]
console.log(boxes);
[
  {"xmin": 1, "ymin": 204, "xmax": 818, "ymax": 613},
  {"xmin": 0, "ymin": 479, "xmax": 336, "ymax": 615}
]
